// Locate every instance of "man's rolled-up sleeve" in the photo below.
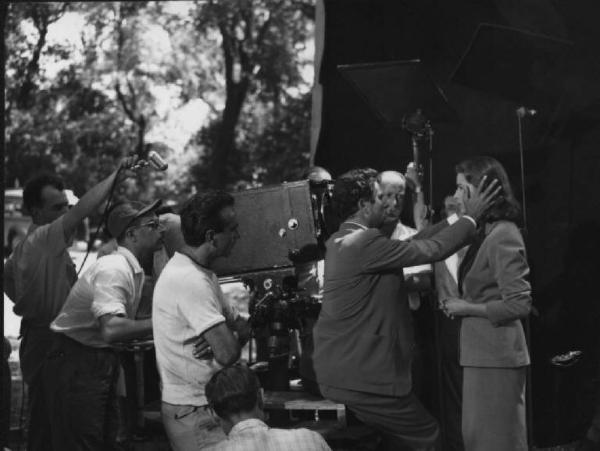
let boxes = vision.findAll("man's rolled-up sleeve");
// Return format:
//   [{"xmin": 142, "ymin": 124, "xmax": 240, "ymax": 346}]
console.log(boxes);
[
  {"xmin": 90, "ymin": 261, "xmax": 129, "ymax": 318},
  {"xmin": 179, "ymin": 274, "xmax": 226, "ymax": 337}
]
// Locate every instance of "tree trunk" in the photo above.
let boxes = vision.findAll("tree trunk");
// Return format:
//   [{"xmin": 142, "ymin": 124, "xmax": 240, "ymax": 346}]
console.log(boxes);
[
  {"xmin": 208, "ymin": 79, "xmax": 250, "ymax": 188},
  {"xmin": 17, "ymin": 20, "xmax": 48, "ymax": 109},
  {"xmin": 137, "ymin": 116, "xmax": 147, "ymax": 158}
]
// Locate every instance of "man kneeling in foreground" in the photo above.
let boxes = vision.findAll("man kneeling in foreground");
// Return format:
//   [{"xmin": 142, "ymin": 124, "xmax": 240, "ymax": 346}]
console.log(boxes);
[{"xmin": 205, "ymin": 365, "xmax": 332, "ymax": 451}]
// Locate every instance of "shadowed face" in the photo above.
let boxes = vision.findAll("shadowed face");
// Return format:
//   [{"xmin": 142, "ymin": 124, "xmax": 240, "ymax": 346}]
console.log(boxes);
[
  {"xmin": 212, "ymin": 206, "xmax": 240, "ymax": 258},
  {"xmin": 364, "ymin": 181, "xmax": 388, "ymax": 228},
  {"xmin": 34, "ymin": 185, "xmax": 69, "ymax": 225},
  {"xmin": 454, "ymin": 173, "xmax": 475, "ymax": 214},
  {"xmin": 380, "ymin": 180, "xmax": 406, "ymax": 225},
  {"xmin": 126, "ymin": 213, "xmax": 165, "ymax": 253}
]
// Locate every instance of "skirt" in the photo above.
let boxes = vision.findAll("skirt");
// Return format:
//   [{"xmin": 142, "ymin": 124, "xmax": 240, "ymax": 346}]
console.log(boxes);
[{"xmin": 462, "ymin": 366, "xmax": 527, "ymax": 451}]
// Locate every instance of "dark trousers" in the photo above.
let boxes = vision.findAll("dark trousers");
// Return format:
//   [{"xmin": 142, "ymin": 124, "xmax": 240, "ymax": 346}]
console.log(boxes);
[
  {"xmin": 1, "ymin": 339, "xmax": 11, "ymax": 448},
  {"xmin": 44, "ymin": 333, "xmax": 121, "ymax": 451},
  {"xmin": 19, "ymin": 326, "xmax": 54, "ymax": 451},
  {"xmin": 437, "ymin": 312, "xmax": 464, "ymax": 451},
  {"xmin": 320, "ymin": 384, "xmax": 440, "ymax": 451}
]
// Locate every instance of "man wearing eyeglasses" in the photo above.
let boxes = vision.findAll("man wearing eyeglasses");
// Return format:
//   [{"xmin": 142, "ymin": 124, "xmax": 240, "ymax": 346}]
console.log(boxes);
[
  {"xmin": 42, "ymin": 200, "xmax": 165, "ymax": 451},
  {"xmin": 3, "ymin": 157, "xmax": 138, "ymax": 451}
]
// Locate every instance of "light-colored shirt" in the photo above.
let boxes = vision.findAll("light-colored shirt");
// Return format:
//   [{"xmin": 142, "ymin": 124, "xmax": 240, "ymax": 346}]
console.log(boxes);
[
  {"xmin": 4, "ymin": 217, "xmax": 76, "ymax": 327},
  {"xmin": 392, "ymin": 221, "xmax": 431, "ymax": 310},
  {"xmin": 207, "ymin": 419, "xmax": 331, "ymax": 451},
  {"xmin": 50, "ymin": 246, "xmax": 145, "ymax": 347},
  {"xmin": 153, "ymin": 252, "xmax": 237, "ymax": 406}
]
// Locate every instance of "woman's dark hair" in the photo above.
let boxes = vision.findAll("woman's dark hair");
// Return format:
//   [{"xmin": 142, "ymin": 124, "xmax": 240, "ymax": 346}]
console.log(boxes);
[
  {"xmin": 23, "ymin": 173, "xmax": 64, "ymax": 213},
  {"xmin": 205, "ymin": 365, "xmax": 260, "ymax": 419},
  {"xmin": 455, "ymin": 156, "xmax": 521, "ymax": 223},
  {"xmin": 331, "ymin": 168, "xmax": 378, "ymax": 222},
  {"xmin": 179, "ymin": 190, "xmax": 234, "ymax": 246}
]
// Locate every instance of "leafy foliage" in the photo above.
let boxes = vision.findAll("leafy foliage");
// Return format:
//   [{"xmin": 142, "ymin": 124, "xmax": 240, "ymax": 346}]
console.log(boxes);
[{"xmin": 5, "ymin": 1, "xmax": 315, "ymax": 203}]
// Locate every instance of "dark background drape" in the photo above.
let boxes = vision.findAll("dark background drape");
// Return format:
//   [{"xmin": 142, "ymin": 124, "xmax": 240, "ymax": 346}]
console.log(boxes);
[{"xmin": 314, "ymin": 0, "xmax": 600, "ymax": 446}]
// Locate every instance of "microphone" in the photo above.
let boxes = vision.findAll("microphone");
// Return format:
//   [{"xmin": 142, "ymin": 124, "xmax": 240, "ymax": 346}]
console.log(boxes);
[
  {"xmin": 516, "ymin": 106, "xmax": 537, "ymax": 118},
  {"xmin": 147, "ymin": 150, "xmax": 168, "ymax": 171},
  {"xmin": 131, "ymin": 151, "xmax": 169, "ymax": 171}
]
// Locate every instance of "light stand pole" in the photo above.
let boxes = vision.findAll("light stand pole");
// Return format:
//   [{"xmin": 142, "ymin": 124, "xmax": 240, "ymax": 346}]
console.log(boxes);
[{"xmin": 516, "ymin": 106, "xmax": 536, "ymax": 235}]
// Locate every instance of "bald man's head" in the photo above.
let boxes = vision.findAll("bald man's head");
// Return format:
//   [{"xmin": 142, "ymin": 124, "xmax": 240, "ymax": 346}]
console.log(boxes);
[
  {"xmin": 378, "ymin": 171, "xmax": 406, "ymax": 224},
  {"xmin": 378, "ymin": 171, "xmax": 406, "ymax": 187},
  {"xmin": 304, "ymin": 166, "xmax": 332, "ymax": 183}
]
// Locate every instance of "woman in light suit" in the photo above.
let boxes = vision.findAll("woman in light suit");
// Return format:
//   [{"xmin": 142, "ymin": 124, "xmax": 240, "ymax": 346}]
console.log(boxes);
[{"xmin": 444, "ymin": 156, "xmax": 531, "ymax": 451}]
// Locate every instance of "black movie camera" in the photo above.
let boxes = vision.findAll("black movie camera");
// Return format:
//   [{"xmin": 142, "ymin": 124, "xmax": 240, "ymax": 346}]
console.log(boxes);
[{"xmin": 212, "ymin": 179, "xmax": 334, "ymax": 390}]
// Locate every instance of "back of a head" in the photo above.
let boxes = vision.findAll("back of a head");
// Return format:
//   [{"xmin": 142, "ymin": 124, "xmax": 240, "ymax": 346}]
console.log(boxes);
[
  {"xmin": 455, "ymin": 156, "xmax": 521, "ymax": 223},
  {"xmin": 179, "ymin": 190, "xmax": 234, "ymax": 247},
  {"xmin": 206, "ymin": 365, "xmax": 260, "ymax": 420},
  {"xmin": 331, "ymin": 168, "xmax": 378, "ymax": 222},
  {"xmin": 23, "ymin": 172, "xmax": 64, "ymax": 214}
]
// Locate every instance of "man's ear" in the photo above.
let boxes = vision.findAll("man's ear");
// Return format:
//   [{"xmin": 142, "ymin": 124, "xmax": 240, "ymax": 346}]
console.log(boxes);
[
  {"xmin": 29, "ymin": 206, "xmax": 41, "ymax": 222},
  {"xmin": 257, "ymin": 388, "xmax": 264, "ymax": 410},
  {"xmin": 357, "ymin": 198, "xmax": 370, "ymax": 214},
  {"xmin": 126, "ymin": 228, "xmax": 137, "ymax": 242},
  {"xmin": 205, "ymin": 229, "xmax": 215, "ymax": 244}
]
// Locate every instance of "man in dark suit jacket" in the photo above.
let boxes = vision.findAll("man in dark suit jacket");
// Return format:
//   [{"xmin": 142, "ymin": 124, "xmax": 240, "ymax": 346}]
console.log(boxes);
[{"xmin": 312, "ymin": 168, "xmax": 498, "ymax": 451}]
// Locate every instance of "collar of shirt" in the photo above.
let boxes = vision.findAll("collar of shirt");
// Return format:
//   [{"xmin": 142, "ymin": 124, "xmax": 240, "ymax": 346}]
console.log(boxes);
[
  {"xmin": 228, "ymin": 418, "xmax": 268, "ymax": 437},
  {"xmin": 115, "ymin": 246, "xmax": 144, "ymax": 276}
]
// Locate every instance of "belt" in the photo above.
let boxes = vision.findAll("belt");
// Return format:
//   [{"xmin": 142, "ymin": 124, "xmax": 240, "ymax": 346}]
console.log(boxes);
[
  {"xmin": 49, "ymin": 332, "xmax": 116, "ymax": 356},
  {"xmin": 19, "ymin": 319, "xmax": 53, "ymax": 339}
]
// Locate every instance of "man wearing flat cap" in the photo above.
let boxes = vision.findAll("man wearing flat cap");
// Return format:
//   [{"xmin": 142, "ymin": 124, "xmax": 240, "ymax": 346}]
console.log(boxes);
[{"xmin": 43, "ymin": 200, "xmax": 165, "ymax": 451}]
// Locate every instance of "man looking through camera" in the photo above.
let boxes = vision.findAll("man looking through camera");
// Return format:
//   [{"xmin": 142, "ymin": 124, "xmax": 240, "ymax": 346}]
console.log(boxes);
[{"xmin": 152, "ymin": 190, "xmax": 250, "ymax": 451}]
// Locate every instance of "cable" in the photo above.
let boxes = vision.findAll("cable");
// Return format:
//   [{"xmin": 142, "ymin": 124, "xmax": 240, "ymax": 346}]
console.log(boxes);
[{"xmin": 76, "ymin": 166, "xmax": 124, "ymax": 276}]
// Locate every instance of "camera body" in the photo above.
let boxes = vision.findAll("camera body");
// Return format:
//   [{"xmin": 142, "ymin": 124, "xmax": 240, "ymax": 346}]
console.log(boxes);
[
  {"xmin": 212, "ymin": 180, "xmax": 331, "ymax": 277},
  {"xmin": 214, "ymin": 179, "xmax": 333, "ymax": 390}
]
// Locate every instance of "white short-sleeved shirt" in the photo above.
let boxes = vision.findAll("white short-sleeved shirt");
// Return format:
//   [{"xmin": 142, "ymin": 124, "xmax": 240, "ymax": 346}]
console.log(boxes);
[
  {"xmin": 152, "ymin": 252, "xmax": 237, "ymax": 406},
  {"xmin": 50, "ymin": 246, "xmax": 145, "ymax": 347}
]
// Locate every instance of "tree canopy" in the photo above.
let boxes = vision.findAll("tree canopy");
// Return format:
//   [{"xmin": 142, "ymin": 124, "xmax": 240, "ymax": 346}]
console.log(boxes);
[{"xmin": 4, "ymin": 1, "xmax": 315, "ymax": 204}]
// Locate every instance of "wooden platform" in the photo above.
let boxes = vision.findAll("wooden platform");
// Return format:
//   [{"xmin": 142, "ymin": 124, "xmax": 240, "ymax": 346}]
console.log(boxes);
[{"xmin": 263, "ymin": 390, "xmax": 347, "ymax": 426}]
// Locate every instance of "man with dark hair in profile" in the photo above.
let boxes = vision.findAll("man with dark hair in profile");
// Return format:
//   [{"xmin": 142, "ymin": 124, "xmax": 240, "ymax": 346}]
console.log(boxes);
[
  {"xmin": 153, "ymin": 190, "xmax": 251, "ymax": 450},
  {"xmin": 205, "ymin": 365, "xmax": 331, "ymax": 451},
  {"xmin": 312, "ymin": 167, "xmax": 499, "ymax": 451},
  {"xmin": 3, "ymin": 157, "xmax": 138, "ymax": 451}
]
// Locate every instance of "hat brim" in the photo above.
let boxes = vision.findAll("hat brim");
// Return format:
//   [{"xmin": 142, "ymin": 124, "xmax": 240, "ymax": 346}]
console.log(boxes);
[{"xmin": 132, "ymin": 199, "xmax": 162, "ymax": 221}]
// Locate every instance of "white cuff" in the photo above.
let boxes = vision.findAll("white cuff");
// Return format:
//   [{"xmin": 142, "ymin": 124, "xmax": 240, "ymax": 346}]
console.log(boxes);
[
  {"xmin": 446, "ymin": 213, "xmax": 476, "ymax": 228},
  {"xmin": 446, "ymin": 213, "xmax": 459, "ymax": 225}
]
